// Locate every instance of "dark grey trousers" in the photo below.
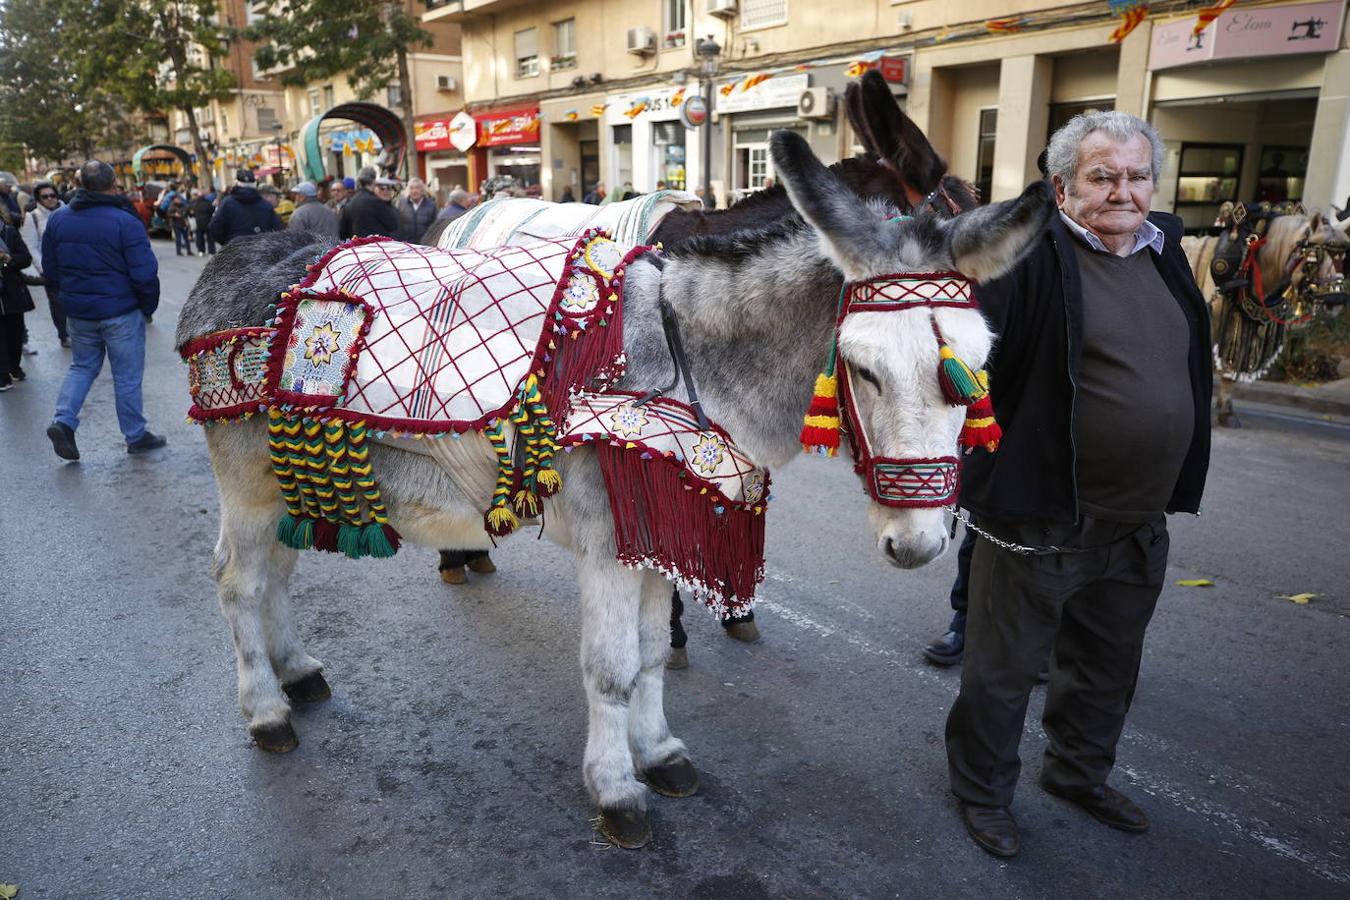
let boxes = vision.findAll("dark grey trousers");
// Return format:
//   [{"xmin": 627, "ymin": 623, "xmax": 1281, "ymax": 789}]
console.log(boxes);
[{"xmin": 945, "ymin": 514, "xmax": 1168, "ymax": 808}]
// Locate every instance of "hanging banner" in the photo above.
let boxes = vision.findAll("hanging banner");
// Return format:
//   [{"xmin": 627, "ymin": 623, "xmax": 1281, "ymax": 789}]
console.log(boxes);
[
  {"xmin": 605, "ymin": 86, "xmax": 686, "ymax": 126},
  {"xmin": 1108, "ymin": 1, "xmax": 1150, "ymax": 44},
  {"xmin": 474, "ymin": 107, "xmax": 541, "ymax": 147},
  {"xmin": 714, "ymin": 73, "xmax": 809, "ymax": 114},
  {"xmin": 1150, "ymin": 0, "xmax": 1345, "ymax": 69}
]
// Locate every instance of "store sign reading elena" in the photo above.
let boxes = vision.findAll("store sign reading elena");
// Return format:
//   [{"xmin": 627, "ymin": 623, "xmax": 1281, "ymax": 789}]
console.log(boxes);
[{"xmin": 1150, "ymin": 0, "xmax": 1345, "ymax": 70}]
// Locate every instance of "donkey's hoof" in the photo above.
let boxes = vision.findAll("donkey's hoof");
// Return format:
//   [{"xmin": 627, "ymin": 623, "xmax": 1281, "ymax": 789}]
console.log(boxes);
[
  {"xmin": 597, "ymin": 806, "xmax": 651, "ymax": 849},
  {"xmin": 724, "ymin": 620, "xmax": 760, "ymax": 643},
  {"xmin": 250, "ymin": 719, "xmax": 298, "ymax": 753},
  {"xmin": 643, "ymin": 757, "xmax": 700, "ymax": 798},
  {"xmin": 666, "ymin": 646, "xmax": 689, "ymax": 670},
  {"xmin": 283, "ymin": 671, "xmax": 331, "ymax": 704},
  {"xmin": 440, "ymin": 566, "xmax": 467, "ymax": 585},
  {"xmin": 466, "ymin": 555, "xmax": 497, "ymax": 575}
]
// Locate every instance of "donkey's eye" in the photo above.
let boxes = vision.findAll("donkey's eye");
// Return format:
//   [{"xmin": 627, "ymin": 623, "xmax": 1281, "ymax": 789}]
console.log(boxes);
[{"xmin": 854, "ymin": 367, "xmax": 882, "ymax": 390}]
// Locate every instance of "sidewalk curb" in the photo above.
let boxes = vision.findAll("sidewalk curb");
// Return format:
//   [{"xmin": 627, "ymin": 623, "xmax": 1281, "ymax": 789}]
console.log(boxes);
[{"xmin": 1231, "ymin": 378, "xmax": 1350, "ymax": 418}]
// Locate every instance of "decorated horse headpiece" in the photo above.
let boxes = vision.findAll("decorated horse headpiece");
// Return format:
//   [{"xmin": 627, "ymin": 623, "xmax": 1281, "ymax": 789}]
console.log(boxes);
[{"xmin": 799, "ymin": 266, "xmax": 1001, "ymax": 509}]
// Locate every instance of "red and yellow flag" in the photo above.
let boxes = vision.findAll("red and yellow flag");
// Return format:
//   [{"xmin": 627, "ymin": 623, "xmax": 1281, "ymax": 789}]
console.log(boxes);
[
  {"xmin": 1109, "ymin": 4, "xmax": 1149, "ymax": 42},
  {"xmin": 590, "ymin": 103, "xmax": 608, "ymax": 116},
  {"xmin": 1193, "ymin": 0, "xmax": 1236, "ymax": 35},
  {"xmin": 719, "ymin": 82, "xmax": 737, "ymax": 97},
  {"xmin": 670, "ymin": 87, "xmax": 686, "ymax": 106},
  {"xmin": 844, "ymin": 60, "xmax": 872, "ymax": 78},
  {"xmin": 741, "ymin": 73, "xmax": 772, "ymax": 91},
  {"xmin": 985, "ymin": 17, "xmax": 1026, "ymax": 33},
  {"xmin": 563, "ymin": 110, "xmax": 579, "ymax": 122}
]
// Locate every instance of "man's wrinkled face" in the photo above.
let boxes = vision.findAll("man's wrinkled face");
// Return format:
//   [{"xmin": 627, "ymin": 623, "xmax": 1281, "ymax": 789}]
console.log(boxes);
[
  {"xmin": 1055, "ymin": 132, "xmax": 1154, "ymax": 239},
  {"xmin": 332, "ymin": 185, "xmax": 346, "ymax": 202},
  {"xmin": 409, "ymin": 183, "xmax": 425, "ymax": 201}
]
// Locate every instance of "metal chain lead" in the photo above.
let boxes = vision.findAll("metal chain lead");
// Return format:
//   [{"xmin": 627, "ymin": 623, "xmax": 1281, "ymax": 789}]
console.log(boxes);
[{"xmin": 946, "ymin": 506, "xmax": 1147, "ymax": 557}]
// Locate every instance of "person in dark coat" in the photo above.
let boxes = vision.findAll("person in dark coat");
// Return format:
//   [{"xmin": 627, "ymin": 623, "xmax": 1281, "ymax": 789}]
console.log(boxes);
[
  {"xmin": 167, "ymin": 194, "xmax": 193, "ymax": 256},
  {"xmin": 558, "ymin": 187, "xmax": 576, "ymax": 203},
  {"xmin": 435, "ymin": 188, "xmax": 471, "ymax": 222},
  {"xmin": 0, "ymin": 218, "xmax": 36, "ymax": 390},
  {"xmin": 394, "ymin": 177, "xmax": 438, "ymax": 242},
  {"xmin": 41, "ymin": 160, "xmax": 165, "ymax": 458},
  {"xmin": 945, "ymin": 112, "xmax": 1211, "ymax": 859},
  {"xmin": 208, "ymin": 169, "xmax": 283, "ymax": 247},
  {"xmin": 339, "ymin": 167, "xmax": 401, "ymax": 239},
  {"xmin": 190, "ymin": 189, "xmax": 217, "ymax": 255}
]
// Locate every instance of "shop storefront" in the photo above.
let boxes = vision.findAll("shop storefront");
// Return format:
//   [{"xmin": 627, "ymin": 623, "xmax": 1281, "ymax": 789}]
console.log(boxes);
[
  {"xmin": 603, "ymin": 85, "xmax": 699, "ymax": 194},
  {"xmin": 414, "ymin": 113, "xmax": 469, "ymax": 201},
  {"xmin": 474, "ymin": 106, "xmax": 542, "ymax": 192},
  {"xmin": 539, "ymin": 95, "xmax": 605, "ymax": 202},
  {"xmin": 1146, "ymin": 0, "xmax": 1348, "ymax": 231},
  {"xmin": 715, "ymin": 73, "xmax": 809, "ymax": 202}
]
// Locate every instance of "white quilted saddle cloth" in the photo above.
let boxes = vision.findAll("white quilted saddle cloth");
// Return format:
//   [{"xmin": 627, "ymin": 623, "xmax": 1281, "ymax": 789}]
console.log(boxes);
[
  {"xmin": 268, "ymin": 232, "xmax": 635, "ymax": 434},
  {"xmin": 438, "ymin": 190, "xmax": 701, "ymax": 251}
]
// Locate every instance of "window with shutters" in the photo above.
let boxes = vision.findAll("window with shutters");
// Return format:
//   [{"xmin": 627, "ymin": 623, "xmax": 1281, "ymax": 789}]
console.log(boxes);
[
  {"xmin": 308, "ymin": 88, "xmax": 321, "ymax": 117},
  {"xmin": 664, "ymin": 0, "xmax": 686, "ymax": 47},
  {"xmin": 515, "ymin": 27, "xmax": 539, "ymax": 79},
  {"xmin": 741, "ymin": 0, "xmax": 787, "ymax": 30},
  {"xmin": 552, "ymin": 18, "xmax": 576, "ymax": 70}
]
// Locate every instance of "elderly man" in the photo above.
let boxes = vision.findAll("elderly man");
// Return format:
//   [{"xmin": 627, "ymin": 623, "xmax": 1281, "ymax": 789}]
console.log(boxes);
[
  {"xmin": 287, "ymin": 181, "xmax": 339, "ymax": 241},
  {"xmin": 395, "ymin": 177, "xmax": 438, "ymax": 241},
  {"xmin": 436, "ymin": 187, "xmax": 471, "ymax": 222},
  {"xmin": 338, "ymin": 167, "xmax": 400, "ymax": 239},
  {"xmin": 946, "ymin": 111, "xmax": 1211, "ymax": 858},
  {"xmin": 42, "ymin": 160, "xmax": 165, "ymax": 458}
]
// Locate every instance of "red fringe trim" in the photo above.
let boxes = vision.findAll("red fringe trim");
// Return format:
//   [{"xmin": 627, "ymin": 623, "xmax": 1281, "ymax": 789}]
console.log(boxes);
[{"xmin": 591, "ymin": 441, "xmax": 766, "ymax": 615}]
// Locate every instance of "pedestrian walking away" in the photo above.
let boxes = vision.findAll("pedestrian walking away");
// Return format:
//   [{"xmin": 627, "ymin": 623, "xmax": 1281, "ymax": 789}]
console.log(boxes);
[
  {"xmin": 19, "ymin": 180, "xmax": 69, "ymax": 347},
  {"xmin": 0, "ymin": 217, "xmax": 36, "ymax": 391},
  {"xmin": 944, "ymin": 111, "xmax": 1211, "ymax": 859},
  {"xmin": 190, "ymin": 188, "xmax": 218, "ymax": 255},
  {"xmin": 167, "ymin": 194, "xmax": 193, "ymax": 256},
  {"xmin": 287, "ymin": 181, "xmax": 339, "ymax": 241},
  {"xmin": 395, "ymin": 177, "xmax": 438, "ymax": 242},
  {"xmin": 338, "ymin": 167, "xmax": 401, "ymax": 239},
  {"xmin": 40, "ymin": 159, "xmax": 167, "ymax": 459},
  {"xmin": 208, "ymin": 169, "xmax": 283, "ymax": 247}
]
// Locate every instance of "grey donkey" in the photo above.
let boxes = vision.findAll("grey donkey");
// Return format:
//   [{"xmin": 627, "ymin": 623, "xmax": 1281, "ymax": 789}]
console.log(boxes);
[{"xmin": 176, "ymin": 129, "xmax": 1053, "ymax": 848}]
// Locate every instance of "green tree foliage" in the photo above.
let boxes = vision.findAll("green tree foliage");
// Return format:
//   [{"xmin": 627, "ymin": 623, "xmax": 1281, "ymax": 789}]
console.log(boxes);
[
  {"xmin": 73, "ymin": 0, "xmax": 238, "ymax": 187},
  {"xmin": 247, "ymin": 0, "xmax": 433, "ymax": 176},
  {"xmin": 0, "ymin": 0, "xmax": 135, "ymax": 165}
]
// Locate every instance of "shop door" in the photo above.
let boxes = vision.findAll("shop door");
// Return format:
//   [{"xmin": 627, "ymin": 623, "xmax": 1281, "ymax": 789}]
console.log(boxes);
[{"xmin": 580, "ymin": 140, "xmax": 600, "ymax": 195}]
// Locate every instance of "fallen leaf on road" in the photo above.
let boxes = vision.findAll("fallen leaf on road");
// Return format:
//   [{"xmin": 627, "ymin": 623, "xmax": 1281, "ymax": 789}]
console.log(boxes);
[
  {"xmin": 1280, "ymin": 593, "xmax": 1317, "ymax": 605},
  {"xmin": 0, "ymin": 884, "xmax": 19, "ymax": 899},
  {"xmin": 1175, "ymin": 579, "xmax": 1214, "ymax": 587}
]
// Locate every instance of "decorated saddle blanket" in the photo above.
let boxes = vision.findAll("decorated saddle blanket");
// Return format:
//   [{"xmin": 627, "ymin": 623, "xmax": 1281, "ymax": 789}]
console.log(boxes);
[
  {"xmin": 561, "ymin": 391, "xmax": 770, "ymax": 615},
  {"xmin": 438, "ymin": 190, "xmax": 701, "ymax": 251}
]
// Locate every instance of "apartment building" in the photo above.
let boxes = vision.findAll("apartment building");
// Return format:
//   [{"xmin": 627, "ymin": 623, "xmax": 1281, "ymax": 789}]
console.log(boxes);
[
  {"xmin": 426, "ymin": 0, "xmax": 1350, "ymax": 225},
  {"xmin": 168, "ymin": 0, "xmax": 465, "ymax": 191}
]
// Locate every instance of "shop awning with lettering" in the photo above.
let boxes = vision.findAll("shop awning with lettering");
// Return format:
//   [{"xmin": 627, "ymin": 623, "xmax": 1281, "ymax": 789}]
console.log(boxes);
[
  {"xmin": 1150, "ymin": 0, "xmax": 1346, "ymax": 70},
  {"xmin": 474, "ymin": 106, "xmax": 541, "ymax": 148}
]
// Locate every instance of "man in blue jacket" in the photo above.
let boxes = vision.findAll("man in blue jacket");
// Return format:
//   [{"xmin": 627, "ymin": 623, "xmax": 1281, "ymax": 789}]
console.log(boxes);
[
  {"xmin": 42, "ymin": 160, "xmax": 166, "ymax": 460},
  {"xmin": 208, "ymin": 169, "xmax": 282, "ymax": 246}
]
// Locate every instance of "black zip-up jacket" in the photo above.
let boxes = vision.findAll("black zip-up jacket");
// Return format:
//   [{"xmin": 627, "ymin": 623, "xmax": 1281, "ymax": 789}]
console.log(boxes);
[
  {"xmin": 208, "ymin": 186, "xmax": 283, "ymax": 246},
  {"xmin": 338, "ymin": 188, "xmax": 401, "ymax": 240},
  {"xmin": 959, "ymin": 206, "xmax": 1212, "ymax": 524}
]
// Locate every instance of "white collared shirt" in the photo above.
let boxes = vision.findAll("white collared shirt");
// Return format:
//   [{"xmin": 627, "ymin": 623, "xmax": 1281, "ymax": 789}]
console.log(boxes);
[{"xmin": 1059, "ymin": 211, "xmax": 1164, "ymax": 257}]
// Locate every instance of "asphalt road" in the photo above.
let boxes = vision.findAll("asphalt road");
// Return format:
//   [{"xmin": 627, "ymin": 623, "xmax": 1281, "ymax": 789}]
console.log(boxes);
[{"xmin": 2, "ymin": 241, "xmax": 1348, "ymax": 899}]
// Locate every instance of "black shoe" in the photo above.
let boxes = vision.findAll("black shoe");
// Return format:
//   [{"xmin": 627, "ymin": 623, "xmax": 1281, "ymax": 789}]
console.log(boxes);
[
  {"xmin": 923, "ymin": 630, "xmax": 965, "ymax": 666},
  {"xmin": 126, "ymin": 431, "xmax": 167, "ymax": 454},
  {"xmin": 47, "ymin": 422, "xmax": 79, "ymax": 460},
  {"xmin": 0, "ymin": 380, "xmax": 12, "ymax": 393},
  {"xmin": 60, "ymin": 337, "xmax": 71, "ymax": 348},
  {"xmin": 9, "ymin": 367, "xmax": 25, "ymax": 382},
  {"xmin": 1040, "ymin": 777, "xmax": 1149, "ymax": 833},
  {"xmin": 961, "ymin": 803, "xmax": 1020, "ymax": 857},
  {"xmin": 1037, "ymin": 662, "xmax": 1050, "ymax": 683}
]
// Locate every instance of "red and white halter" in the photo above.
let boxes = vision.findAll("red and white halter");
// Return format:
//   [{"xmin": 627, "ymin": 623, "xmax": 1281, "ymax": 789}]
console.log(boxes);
[{"xmin": 832, "ymin": 271, "xmax": 983, "ymax": 509}]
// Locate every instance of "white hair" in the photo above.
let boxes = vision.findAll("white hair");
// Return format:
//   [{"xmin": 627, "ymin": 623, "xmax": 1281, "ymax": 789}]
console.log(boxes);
[
  {"xmin": 407, "ymin": 178, "xmax": 426, "ymax": 190},
  {"xmin": 1046, "ymin": 110, "xmax": 1164, "ymax": 185}
]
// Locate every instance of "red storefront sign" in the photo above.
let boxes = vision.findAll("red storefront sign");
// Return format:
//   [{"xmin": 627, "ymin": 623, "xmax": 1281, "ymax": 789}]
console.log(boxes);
[
  {"xmin": 474, "ymin": 107, "xmax": 541, "ymax": 147},
  {"xmin": 879, "ymin": 55, "xmax": 909, "ymax": 85},
  {"xmin": 415, "ymin": 117, "xmax": 456, "ymax": 152}
]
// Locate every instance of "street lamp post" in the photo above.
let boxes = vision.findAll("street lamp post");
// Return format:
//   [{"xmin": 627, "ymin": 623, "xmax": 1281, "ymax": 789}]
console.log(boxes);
[{"xmin": 695, "ymin": 36, "xmax": 721, "ymax": 209}]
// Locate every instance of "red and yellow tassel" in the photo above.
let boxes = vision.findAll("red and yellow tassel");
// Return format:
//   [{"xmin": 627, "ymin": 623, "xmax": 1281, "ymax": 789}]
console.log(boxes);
[
  {"xmin": 800, "ymin": 372, "xmax": 842, "ymax": 456},
  {"xmin": 959, "ymin": 372, "xmax": 1002, "ymax": 452}
]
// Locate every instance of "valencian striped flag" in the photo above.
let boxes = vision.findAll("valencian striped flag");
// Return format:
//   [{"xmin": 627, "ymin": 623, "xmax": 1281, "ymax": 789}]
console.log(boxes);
[
  {"xmin": 1193, "ymin": 0, "xmax": 1237, "ymax": 35},
  {"xmin": 1108, "ymin": 0, "xmax": 1149, "ymax": 43},
  {"xmin": 985, "ymin": 16, "xmax": 1026, "ymax": 33},
  {"xmin": 741, "ymin": 73, "xmax": 772, "ymax": 91}
]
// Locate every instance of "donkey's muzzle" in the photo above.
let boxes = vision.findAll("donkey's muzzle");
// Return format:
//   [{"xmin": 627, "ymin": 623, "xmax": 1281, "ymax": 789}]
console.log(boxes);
[{"xmin": 882, "ymin": 533, "xmax": 948, "ymax": 569}]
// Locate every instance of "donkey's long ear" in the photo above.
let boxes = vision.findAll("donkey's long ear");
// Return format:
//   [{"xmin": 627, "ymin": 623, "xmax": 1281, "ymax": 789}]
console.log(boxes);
[
  {"xmin": 856, "ymin": 70, "xmax": 948, "ymax": 193},
  {"xmin": 771, "ymin": 130, "xmax": 887, "ymax": 278},
  {"xmin": 844, "ymin": 79, "xmax": 882, "ymax": 159},
  {"xmin": 940, "ymin": 181, "xmax": 1055, "ymax": 283}
]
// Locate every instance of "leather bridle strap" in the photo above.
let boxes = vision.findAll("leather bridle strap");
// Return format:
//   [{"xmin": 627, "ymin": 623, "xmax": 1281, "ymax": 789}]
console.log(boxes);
[{"xmin": 635, "ymin": 298, "xmax": 711, "ymax": 430}]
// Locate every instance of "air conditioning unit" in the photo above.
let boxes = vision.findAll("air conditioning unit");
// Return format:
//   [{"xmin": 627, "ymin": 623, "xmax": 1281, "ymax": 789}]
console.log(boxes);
[
  {"xmin": 436, "ymin": 74, "xmax": 458, "ymax": 92},
  {"xmin": 706, "ymin": 0, "xmax": 738, "ymax": 19},
  {"xmin": 626, "ymin": 26, "xmax": 656, "ymax": 55},
  {"xmin": 798, "ymin": 87, "xmax": 836, "ymax": 120}
]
